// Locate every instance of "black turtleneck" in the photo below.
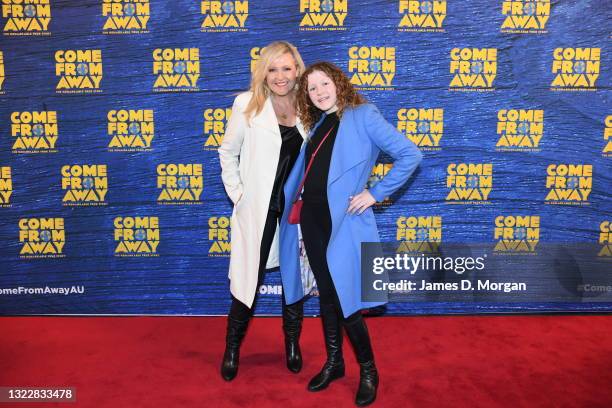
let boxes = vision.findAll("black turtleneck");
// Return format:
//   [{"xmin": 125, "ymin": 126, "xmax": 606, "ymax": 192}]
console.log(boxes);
[{"xmin": 302, "ymin": 112, "xmax": 340, "ymax": 203}]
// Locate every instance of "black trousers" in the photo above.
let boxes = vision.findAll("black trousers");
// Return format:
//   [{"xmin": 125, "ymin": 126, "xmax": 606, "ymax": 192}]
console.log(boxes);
[
  {"xmin": 300, "ymin": 200, "xmax": 360, "ymax": 324},
  {"xmin": 229, "ymin": 209, "xmax": 287, "ymax": 320}
]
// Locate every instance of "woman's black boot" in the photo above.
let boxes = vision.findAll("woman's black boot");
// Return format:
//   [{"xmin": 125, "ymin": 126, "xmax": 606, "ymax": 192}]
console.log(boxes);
[
  {"xmin": 220, "ymin": 315, "xmax": 249, "ymax": 381},
  {"xmin": 282, "ymin": 298, "xmax": 304, "ymax": 373},
  {"xmin": 344, "ymin": 316, "xmax": 379, "ymax": 407},
  {"xmin": 308, "ymin": 303, "xmax": 345, "ymax": 391}
]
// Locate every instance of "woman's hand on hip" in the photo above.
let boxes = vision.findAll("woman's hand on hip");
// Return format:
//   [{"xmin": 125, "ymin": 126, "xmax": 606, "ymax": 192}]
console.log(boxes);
[{"xmin": 347, "ymin": 190, "xmax": 376, "ymax": 215}]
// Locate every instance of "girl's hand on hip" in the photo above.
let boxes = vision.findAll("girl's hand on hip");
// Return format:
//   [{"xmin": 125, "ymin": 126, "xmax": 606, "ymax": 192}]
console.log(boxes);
[{"xmin": 347, "ymin": 190, "xmax": 376, "ymax": 215}]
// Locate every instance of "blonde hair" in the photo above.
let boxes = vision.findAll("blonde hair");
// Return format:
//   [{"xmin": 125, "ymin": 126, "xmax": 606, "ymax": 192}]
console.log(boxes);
[{"xmin": 244, "ymin": 41, "xmax": 305, "ymax": 120}]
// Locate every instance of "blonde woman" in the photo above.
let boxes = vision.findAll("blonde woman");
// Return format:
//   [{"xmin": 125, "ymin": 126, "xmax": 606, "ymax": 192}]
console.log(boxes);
[{"xmin": 218, "ymin": 41, "xmax": 308, "ymax": 381}]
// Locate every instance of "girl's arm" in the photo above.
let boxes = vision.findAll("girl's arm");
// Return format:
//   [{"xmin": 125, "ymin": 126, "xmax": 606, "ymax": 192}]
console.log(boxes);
[{"xmin": 362, "ymin": 104, "xmax": 423, "ymax": 202}]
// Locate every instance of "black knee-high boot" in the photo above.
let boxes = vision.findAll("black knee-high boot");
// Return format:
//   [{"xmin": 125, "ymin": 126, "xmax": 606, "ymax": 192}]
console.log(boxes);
[
  {"xmin": 220, "ymin": 315, "xmax": 250, "ymax": 381},
  {"xmin": 282, "ymin": 298, "xmax": 304, "ymax": 373},
  {"xmin": 344, "ymin": 316, "xmax": 379, "ymax": 407},
  {"xmin": 308, "ymin": 303, "xmax": 345, "ymax": 391}
]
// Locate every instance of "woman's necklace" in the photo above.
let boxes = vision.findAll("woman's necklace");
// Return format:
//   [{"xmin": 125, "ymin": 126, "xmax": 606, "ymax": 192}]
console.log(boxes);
[{"xmin": 272, "ymin": 95, "xmax": 294, "ymax": 123}]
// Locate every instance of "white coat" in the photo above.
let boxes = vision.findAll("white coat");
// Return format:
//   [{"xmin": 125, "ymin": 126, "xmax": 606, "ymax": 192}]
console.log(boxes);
[{"xmin": 219, "ymin": 91, "xmax": 307, "ymax": 308}]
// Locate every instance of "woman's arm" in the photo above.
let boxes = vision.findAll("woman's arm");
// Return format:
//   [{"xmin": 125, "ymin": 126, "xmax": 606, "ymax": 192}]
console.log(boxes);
[
  {"xmin": 349, "ymin": 104, "xmax": 422, "ymax": 213},
  {"xmin": 219, "ymin": 95, "xmax": 248, "ymax": 204}
]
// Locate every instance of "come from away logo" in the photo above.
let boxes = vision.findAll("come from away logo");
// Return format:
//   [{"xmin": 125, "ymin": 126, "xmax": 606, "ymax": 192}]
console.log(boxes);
[
  {"xmin": 11, "ymin": 111, "xmax": 58, "ymax": 153},
  {"xmin": 102, "ymin": 0, "xmax": 150, "ymax": 34},
  {"xmin": 55, "ymin": 49, "xmax": 103, "ymax": 93},
  {"xmin": 157, "ymin": 163, "xmax": 203, "ymax": 204},
  {"xmin": 496, "ymin": 109, "xmax": 543, "ymax": 152},
  {"xmin": 501, "ymin": 0, "xmax": 550, "ymax": 34},
  {"xmin": 204, "ymin": 107, "xmax": 231, "ymax": 150},
  {"xmin": 208, "ymin": 216, "xmax": 231, "ymax": 256},
  {"xmin": 396, "ymin": 216, "xmax": 442, "ymax": 253},
  {"xmin": 446, "ymin": 163, "xmax": 492, "ymax": 204},
  {"xmin": 250, "ymin": 46, "xmax": 264, "ymax": 72},
  {"xmin": 19, "ymin": 217, "xmax": 65, "ymax": 258},
  {"xmin": 299, "ymin": 0, "xmax": 347, "ymax": 31},
  {"xmin": 398, "ymin": 0, "xmax": 446, "ymax": 32},
  {"xmin": 114, "ymin": 216, "xmax": 159, "ymax": 256},
  {"xmin": 153, "ymin": 48, "xmax": 200, "ymax": 92},
  {"xmin": 368, "ymin": 164, "xmax": 393, "ymax": 205},
  {"xmin": 0, "ymin": 166, "xmax": 12, "ymax": 207},
  {"xmin": 449, "ymin": 48, "xmax": 497, "ymax": 91},
  {"xmin": 348, "ymin": 46, "xmax": 395, "ymax": 90},
  {"xmin": 2, "ymin": 0, "xmax": 51, "ymax": 35},
  {"xmin": 599, "ymin": 221, "xmax": 611, "ymax": 257},
  {"xmin": 201, "ymin": 1, "xmax": 248, "ymax": 32},
  {"xmin": 494, "ymin": 215, "xmax": 540, "ymax": 254},
  {"xmin": 604, "ymin": 115, "xmax": 612, "ymax": 157},
  {"xmin": 551, "ymin": 48, "xmax": 600, "ymax": 91},
  {"xmin": 0, "ymin": 51, "xmax": 4, "ymax": 94},
  {"xmin": 108, "ymin": 109, "xmax": 154, "ymax": 151},
  {"xmin": 397, "ymin": 108, "xmax": 442, "ymax": 151},
  {"xmin": 61, "ymin": 164, "xmax": 108, "ymax": 206},
  {"xmin": 545, "ymin": 164, "xmax": 592, "ymax": 205}
]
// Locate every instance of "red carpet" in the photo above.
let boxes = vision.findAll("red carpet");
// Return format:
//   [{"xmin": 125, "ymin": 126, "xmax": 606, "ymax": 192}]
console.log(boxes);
[{"xmin": 1, "ymin": 315, "xmax": 611, "ymax": 408}]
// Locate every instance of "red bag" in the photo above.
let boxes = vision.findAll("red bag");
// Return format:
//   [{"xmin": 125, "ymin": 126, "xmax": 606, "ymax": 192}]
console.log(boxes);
[
  {"xmin": 287, "ymin": 199, "xmax": 303, "ymax": 224},
  {"xmin": 287, "ymin": 124, "xmax": 336, "ymax": 225}
]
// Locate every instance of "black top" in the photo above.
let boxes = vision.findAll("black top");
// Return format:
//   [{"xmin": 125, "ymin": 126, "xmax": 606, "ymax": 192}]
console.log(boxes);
[
  {"xmin": 269, "ymin": 124, "xmax": 303, "ymax": 212},
  {"xmin": 302, "ymin": 112, "xmax": 340, "ymax": 204}
]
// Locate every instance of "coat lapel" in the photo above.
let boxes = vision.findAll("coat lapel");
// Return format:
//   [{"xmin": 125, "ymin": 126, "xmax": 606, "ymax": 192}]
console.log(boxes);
[
  {"xmin": 328, "ymin": 108, "xmax": 368, "ymax": 185},
  {"xmin": 250, "ymin": 97, "xmax": 282, "ymax": 146},
  {"xmin": 296, "ymin": 117, "xmax": 307, "ymax": 140}
]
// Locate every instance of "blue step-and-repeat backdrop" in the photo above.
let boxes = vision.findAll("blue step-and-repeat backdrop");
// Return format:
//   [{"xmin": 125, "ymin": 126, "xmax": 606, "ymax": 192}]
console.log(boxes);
[{"xmin": 0, "ymin": 0, "xmax": 610, "ymax": 315}]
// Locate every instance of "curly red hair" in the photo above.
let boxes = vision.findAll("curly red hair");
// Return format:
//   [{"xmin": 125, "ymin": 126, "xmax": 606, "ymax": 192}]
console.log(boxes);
[{"xmin": 297, "ymin": 62, "xmax": 366, "ymax": 131}]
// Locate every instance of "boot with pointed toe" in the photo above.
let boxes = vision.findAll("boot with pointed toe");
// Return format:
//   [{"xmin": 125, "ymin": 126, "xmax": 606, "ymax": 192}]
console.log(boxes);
[
  {"xmin": 282, "ymin": 299, "xmax": 304, "ymax": 373},
  {"xmin": 220, "ymin": 315, "xmax": 249, "ymax": 381},
  {"xmin": 308, "ymin": 303, "xmax": 345, "ymax": 391},
  {"xmin": 344, "ymin": 316, "xmax": 379, "ymax": 407}
]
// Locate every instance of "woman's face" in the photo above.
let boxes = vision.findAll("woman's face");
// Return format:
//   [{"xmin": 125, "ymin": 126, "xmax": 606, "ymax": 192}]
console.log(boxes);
[
  {"xmin": 307, "ymin": 70, "xmax": 338, "ymax": 112},
  {"xmin": 265, "ymin": 53, "xmax": 298, "ymax": 97}
]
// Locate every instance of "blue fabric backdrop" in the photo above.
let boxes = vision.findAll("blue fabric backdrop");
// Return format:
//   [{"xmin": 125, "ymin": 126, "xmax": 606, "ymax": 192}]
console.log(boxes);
[{"xmin": 0, "ymin": 0, "xmax": 609, "ymax": 315}]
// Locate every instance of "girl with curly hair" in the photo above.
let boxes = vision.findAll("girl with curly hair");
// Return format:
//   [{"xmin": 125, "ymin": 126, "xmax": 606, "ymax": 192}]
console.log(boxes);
[{"xmin": 278, "ymin": 62, "xmax": 423, "ymax": 406}]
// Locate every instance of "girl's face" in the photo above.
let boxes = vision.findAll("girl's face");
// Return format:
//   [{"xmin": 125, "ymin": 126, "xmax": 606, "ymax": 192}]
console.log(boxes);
[
  {"xmin": 307, "ymin": 70, "xmax": 338, "ymax": 112},
  {"xmin": 265, "ymin": 53, "xmax": 298, "ymax": 97}
]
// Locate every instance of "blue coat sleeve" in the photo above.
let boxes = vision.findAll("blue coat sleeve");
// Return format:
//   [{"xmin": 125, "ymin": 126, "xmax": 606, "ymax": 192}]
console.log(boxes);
[{"xmin": 360, "ymin": 104, "xmax": 423, "ymax": 202}]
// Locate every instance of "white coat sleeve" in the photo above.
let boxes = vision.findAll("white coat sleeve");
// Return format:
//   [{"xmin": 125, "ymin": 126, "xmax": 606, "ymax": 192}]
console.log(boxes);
[{"xmin": 219, "ymin": 96, "xmax": 247, "ymax": 204}]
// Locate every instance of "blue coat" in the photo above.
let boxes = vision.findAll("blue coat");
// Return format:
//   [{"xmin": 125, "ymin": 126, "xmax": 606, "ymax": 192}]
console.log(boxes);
[{"xmin": 279, "ymin": 104, "xmax": 423, "ymax": 317}]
